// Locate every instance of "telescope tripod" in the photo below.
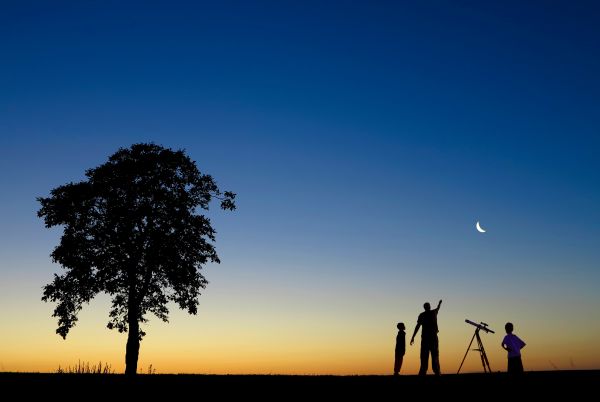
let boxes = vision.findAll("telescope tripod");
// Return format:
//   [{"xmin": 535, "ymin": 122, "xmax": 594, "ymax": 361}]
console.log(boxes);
[{"xmin": 457, "ymin": 327, "xmax": 492, "ymax": 374}]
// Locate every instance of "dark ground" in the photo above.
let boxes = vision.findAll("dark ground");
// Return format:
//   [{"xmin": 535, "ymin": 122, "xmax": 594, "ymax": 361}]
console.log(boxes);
[{"xmin": 1, "ymin": 371, "xmax": 598, "ymax": 398}]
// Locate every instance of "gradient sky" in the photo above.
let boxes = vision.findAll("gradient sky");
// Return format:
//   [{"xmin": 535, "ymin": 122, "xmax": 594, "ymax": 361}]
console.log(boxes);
[{"xmin": 1, "ymin": 1, "xmax": 599, "ymax": 374}]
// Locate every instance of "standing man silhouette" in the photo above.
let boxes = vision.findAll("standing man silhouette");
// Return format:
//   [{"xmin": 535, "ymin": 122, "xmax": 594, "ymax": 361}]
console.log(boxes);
[{"xmin": 410, "ymin": 300, "xmax": 442, "ymax": 375}]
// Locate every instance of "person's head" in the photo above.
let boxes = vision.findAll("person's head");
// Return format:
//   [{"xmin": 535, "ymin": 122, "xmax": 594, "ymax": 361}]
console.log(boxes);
[
  {"xmin": 397, "ymin": 322, "xmax": 405, "ymax": 331},
  {"xmin": 505, "ymin": 322, "xmax": 514, "ymax": 334},
  {"xmin": 424, "ymin": 302, "xmax": 431, "ymax": 311}
]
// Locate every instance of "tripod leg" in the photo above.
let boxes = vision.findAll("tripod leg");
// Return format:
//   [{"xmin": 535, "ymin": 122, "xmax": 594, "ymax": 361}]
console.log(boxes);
[
  {"xmin": 476, "ymin": 332, "xmax": 492, "ymax": 373},
  {"xmin": 475, "ymin": 333, "xmax": 487, "ymax": 373},
  {"xmin": 457, "ymin": 331, "xmax": 477, "ymax": 374},
  {"xmin": 481, "ymin": 343, "xmax": 492, "ymax": 373}
]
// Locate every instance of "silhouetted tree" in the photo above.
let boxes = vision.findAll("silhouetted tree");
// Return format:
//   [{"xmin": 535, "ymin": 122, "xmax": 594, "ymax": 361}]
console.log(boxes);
[{"xmin": 38, "ymin": 143, "xmax": 236, "ymax": 375}]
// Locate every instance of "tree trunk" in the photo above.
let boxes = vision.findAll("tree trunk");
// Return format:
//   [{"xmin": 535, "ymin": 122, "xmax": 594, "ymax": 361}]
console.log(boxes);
[
  {"xmin": 125, "ymin": 309, "xmax": 140, "ymax": 375},
  {"xmin": 125, "ymin": 278, "xmax": 140, "ymax": 376},
  {"xmin": 125, "ymin": 321, "xmax": 140, "ymax": 375}
]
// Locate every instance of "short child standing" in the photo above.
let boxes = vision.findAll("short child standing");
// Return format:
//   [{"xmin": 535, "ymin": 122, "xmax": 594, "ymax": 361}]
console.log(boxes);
[
  {"xmin": 394, "ymin": 322, "xmax": 406, "ymax": 375},
  {"xmin": 501, "ymin": 322, "xmax": 526, "ymax": 374}
]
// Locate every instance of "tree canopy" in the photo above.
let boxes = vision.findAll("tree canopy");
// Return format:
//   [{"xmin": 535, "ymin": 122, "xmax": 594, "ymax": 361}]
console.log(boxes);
[{"xmin": 38, "ymin": 143, "xmax": 235, "ymax": 374}]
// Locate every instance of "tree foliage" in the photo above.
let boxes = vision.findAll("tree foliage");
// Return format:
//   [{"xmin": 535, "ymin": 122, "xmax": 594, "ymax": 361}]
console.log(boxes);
[{"xmin": 38, "ymin": 143, "xmax": 235, "ymax": 371}]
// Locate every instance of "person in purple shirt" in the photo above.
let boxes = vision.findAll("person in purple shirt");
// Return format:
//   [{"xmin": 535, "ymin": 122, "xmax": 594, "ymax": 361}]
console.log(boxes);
[{"xmin": 501, "ymin": 322, "xmax": 526, "ymax": 374}]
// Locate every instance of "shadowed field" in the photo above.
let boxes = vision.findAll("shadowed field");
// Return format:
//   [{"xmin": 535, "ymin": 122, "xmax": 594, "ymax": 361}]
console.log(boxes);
[{"xmin": 1, "ymin": 371, "xmax": 598, "ymax": 398}]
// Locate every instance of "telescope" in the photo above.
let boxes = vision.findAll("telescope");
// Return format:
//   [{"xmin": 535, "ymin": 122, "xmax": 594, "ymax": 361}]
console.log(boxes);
[
  {"xmin": 457, "ymin": 319, "xmax": 494, "ymax": 374},
  {"xmin": 465, "ymin": 319, "xmax": 495, "ymax": 334}
]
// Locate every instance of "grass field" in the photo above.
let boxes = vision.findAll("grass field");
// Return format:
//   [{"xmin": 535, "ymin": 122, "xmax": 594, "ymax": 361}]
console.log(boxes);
[{"xmin": 1, "ymin": 371, "xmax": 598, "ymax": 398}]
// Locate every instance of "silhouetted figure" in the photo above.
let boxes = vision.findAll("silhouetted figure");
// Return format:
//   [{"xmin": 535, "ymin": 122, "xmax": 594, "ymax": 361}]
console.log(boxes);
[
  {"xmin": 502, "ymin": 322, "xmax": 526, "ymax": 374},
  {"xmin": 410, "ymin": 300, "xmax": 442, "ymax": 375},
  {"xmin": 394, "ymin": 322, "xmax": 406, "ymax": 376}
]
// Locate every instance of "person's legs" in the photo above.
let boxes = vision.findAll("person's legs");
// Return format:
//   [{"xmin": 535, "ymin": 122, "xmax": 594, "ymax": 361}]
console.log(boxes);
[
  {"xmin": 514, "ymin": 356, "xmax": 524, "ymax": 374},
  {"xmin": 431, "ymin": 337, "xmax": 440, "ymax": 375},
  {"xmin": 419, "ymin": 342, "xmax": 429, "ymax": 375},
  {"xmin": 508, "ymin": 356, "xmax": 523, "ymax": 374},
  {"xmin": 394, "ymin": 354, "xmax": 403, "ymax": 375}
]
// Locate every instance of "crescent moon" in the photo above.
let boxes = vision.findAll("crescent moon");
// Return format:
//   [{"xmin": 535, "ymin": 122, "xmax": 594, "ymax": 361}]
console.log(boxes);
[{"xmin": 476, "ymin": 221, "xmax": 486, "ymax": 233}]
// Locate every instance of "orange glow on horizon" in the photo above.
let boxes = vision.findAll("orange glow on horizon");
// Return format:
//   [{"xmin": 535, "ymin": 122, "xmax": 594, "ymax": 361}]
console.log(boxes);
[{"xmin": 1, "ymin": 287, "xmax": 599, "ymax": 375}]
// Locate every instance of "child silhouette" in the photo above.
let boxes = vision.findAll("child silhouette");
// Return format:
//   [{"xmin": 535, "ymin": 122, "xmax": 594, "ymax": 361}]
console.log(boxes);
[
  {"xmin": 394, "ymin": 322, "xmax": 406, "ymax": 375},
  {"xmin": 501, "ymin": 322, "xmax": 526, "ymax": 374}
]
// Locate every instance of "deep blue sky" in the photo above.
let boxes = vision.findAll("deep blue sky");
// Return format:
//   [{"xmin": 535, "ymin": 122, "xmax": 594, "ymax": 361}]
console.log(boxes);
[{"xmin": 0, "ymin": 1, "xmax": 599, "ymax": 372}]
